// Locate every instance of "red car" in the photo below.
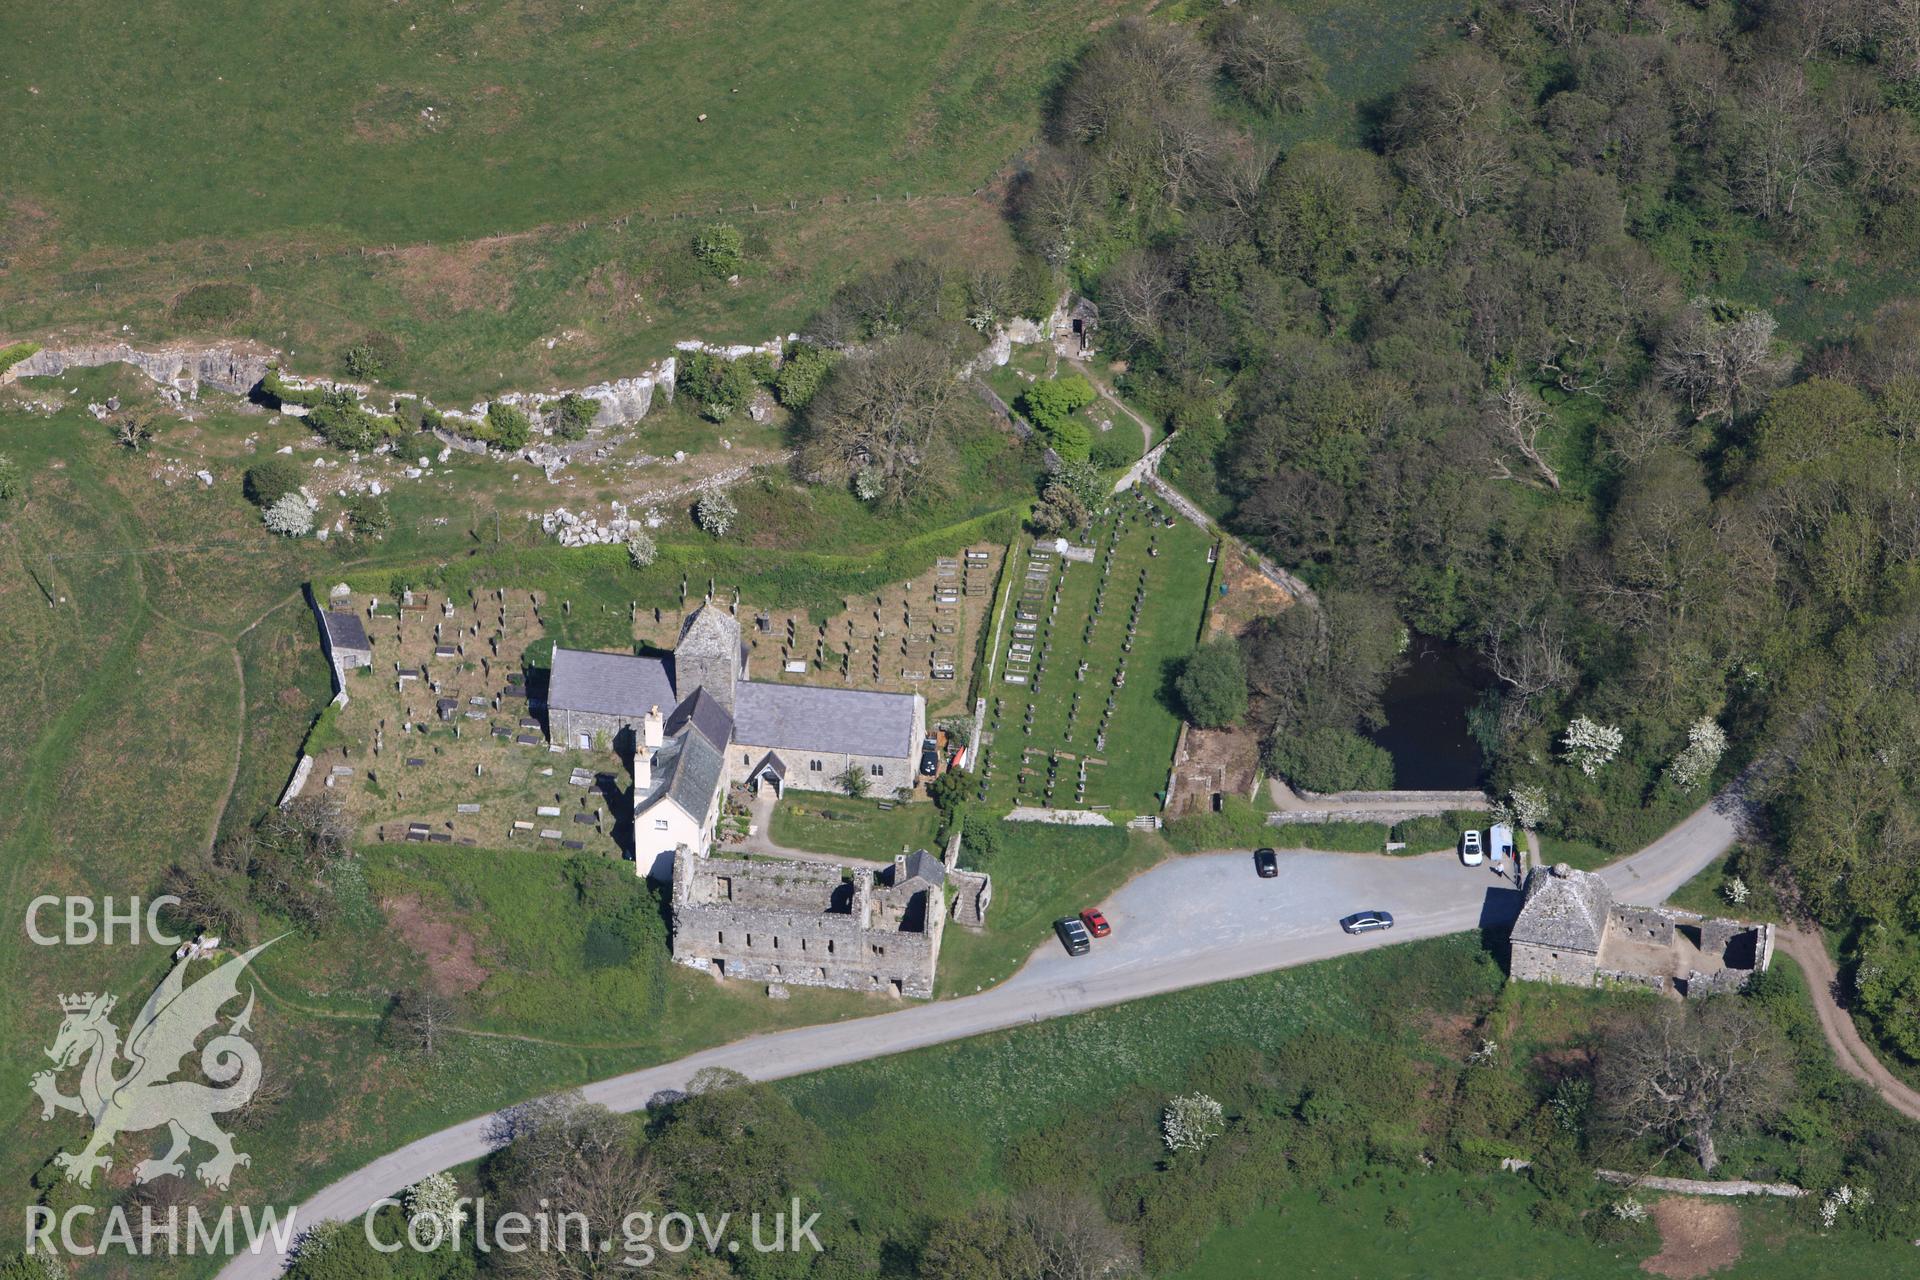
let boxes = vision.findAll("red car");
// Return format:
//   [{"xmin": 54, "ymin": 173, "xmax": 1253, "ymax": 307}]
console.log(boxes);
[{"xmin": 1079, "ymin": 908, "xmax": 1111, "ymax": 938}]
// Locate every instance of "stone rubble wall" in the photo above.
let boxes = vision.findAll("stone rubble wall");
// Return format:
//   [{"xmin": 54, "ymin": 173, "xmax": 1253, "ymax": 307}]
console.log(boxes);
[
  {"xmin": 1, "ymin": 331, "xmax": 812, "ymax": 435},
  {"xmin": 1594, "ymin": 1170, "xmax": 1808, "ymax": 1198}
]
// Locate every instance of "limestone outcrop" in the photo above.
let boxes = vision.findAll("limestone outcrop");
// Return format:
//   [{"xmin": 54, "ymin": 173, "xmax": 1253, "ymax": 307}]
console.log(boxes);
[{"xmin": 3, "ymin": 341, "xmax": 272, "ymax": 397}]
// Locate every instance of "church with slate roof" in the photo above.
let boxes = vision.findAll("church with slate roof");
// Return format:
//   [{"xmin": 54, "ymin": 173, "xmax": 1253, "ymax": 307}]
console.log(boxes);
[{"xmin": 545, "ymin": 602, "xmax": 925, "ymax": 879}]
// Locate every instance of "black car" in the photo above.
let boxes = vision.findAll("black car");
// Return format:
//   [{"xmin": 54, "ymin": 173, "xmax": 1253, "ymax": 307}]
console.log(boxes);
[
  {"xmin": 1253, "ymin": 847, "xmax": 1279, "ymax": 878},
  {"xmin": 1053, "ymin": 916, "xmax": 1092, "ymax": 956},
  {"xmin": 918, "ymin": 736, "xmax": 940, "ymax": 777},
  {"xmin": 1339, "ymin": 910, "xmax": 1395, "ymax": 935}
]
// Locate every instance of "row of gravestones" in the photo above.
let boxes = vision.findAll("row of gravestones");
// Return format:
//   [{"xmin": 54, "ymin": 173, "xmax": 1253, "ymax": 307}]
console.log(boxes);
[{"xmin": 984, "ymin": 500, "xmax": 1173, "ymax": 806}]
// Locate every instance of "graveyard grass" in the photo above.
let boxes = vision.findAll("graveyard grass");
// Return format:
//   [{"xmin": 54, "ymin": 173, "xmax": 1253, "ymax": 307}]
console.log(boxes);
[
  {"xmin": 978, "ymin": 507, "xmax": 1216, "ymax": 815},
  {"xmin": 316, "ymin": 589, "xmax": 628, "ymax": 862}
]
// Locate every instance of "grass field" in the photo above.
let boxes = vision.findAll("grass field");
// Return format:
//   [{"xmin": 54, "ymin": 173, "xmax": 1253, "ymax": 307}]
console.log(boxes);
[
  {"xmin": 770, "ymin": 795, "xmax": 945, "ymax": 861},
  {"xmin": 1168, "ymin": 1174, "xmax": 1920, "ymax": 1279},
  {"xmin": 0, "ymin": 0, "xmax": 1146, "ymax": 397},
  {"xmin": 1667, "ymin": 850, "xmax": 1783, "ymax": 921},
  {"xmin": 977, "ymin": 497, "xmax": 1215, "ymax": 815},
  {"xmin": 3, "ymin": 0, "xmax": 1132, "ymax": 248},
  {"xmin": 780, "ymin": 930, "xmax": 1918, "ymax": 1277}
]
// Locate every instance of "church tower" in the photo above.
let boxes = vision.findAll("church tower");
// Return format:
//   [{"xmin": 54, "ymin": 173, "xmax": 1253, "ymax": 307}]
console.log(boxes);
[{"xmin": 674, "ymin": 602, "xmax": 743, "ymax": 714}]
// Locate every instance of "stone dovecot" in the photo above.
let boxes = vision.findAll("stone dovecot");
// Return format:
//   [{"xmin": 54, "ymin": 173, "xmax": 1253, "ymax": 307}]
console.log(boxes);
[
  {"xmin": 1511, "ymin": 862, "xmax": 1610, "ymax": 980},
  {"xmin": 1511, "ymin": 861, "xmax": 1774, "ymax": 995}
]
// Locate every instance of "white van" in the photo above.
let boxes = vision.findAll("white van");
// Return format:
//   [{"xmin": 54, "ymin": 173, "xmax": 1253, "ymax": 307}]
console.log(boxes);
[{"xmin": 1490, "ymin": 822, "xmax": 1516, "ymax": 867}]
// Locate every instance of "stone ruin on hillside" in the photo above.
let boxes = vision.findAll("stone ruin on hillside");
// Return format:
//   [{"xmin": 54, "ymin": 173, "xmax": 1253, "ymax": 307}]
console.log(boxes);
[{"xmin": 1510, "ymin": 862, "xmax": 1773, "ymax": 997}]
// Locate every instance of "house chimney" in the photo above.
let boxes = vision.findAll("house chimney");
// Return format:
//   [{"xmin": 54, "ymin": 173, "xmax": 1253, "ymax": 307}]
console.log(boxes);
[
  {"xmin": 634, "ymin": 747, "xmax": 652, "ymax": 793},
  {"xmin": 644, "ymin": 704, "xmax": 664, "ymax": 749}
]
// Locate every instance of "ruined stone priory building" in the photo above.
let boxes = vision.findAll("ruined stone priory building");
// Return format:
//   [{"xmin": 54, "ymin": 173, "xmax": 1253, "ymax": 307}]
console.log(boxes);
[
  {"xmin": 1510, "ymin": 862, "xmax": 1774, "ymax": 996},
  {"xmin": 671, "ymin": 849, "xmax": 947, "ymax": 998}
]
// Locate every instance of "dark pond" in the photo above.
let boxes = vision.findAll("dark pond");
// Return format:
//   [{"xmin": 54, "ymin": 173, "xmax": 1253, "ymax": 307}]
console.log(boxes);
[{"xmin": 1365, "ymin": 637, "xmax": 1488, "ymax": 790}]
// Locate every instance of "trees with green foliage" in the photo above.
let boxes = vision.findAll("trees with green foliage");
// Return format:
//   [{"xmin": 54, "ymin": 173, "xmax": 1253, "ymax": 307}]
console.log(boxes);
[
  {"xmin": 1855, "ymin": 923, "xmax": 1920, "ymax": 1063},
  {"xmin": 1176, "ymin": 639, "xmax": 1248, "ymax": 728},
  {"xmin": 679, "ymin": 351, "xmax": 759, "ymax": 422},
  {"xmin": 773, "ymin": 343, "xmax": 837, "ymax": 408},
  {"xmin": 244, "ymin": 456, "xmax": 304, "ymax": 507},
  {"xmin": 1020, "ymin": 374, "xmax": 1096, "ymax": 433},
  {"xmin": 343, "ymin": 332, "xmax": 403, "ymax": 382},
  {"xmin": 307, "ymin": 390, "xmax": 397, "ymax": 451},
  {"xmin": 484, "ymin": 401, "xmax": 531, "ymax": 450},
  {"xmin": 649, "ymin": 1067, "xmax": 818, "ymax": 1214},
  {"xmin": 346, "ymin": 494, "xmax": 392, "ymax": 542},
  {"xmin": 1267, "ymin": 726, "xmax": 1394, "ymax": 793},
  {"xmin": 1019, "ymin": 374, "xmax": 1098, "ymax": 463},
  {"xmin": 960, "ymin": 808, "xmax": 1001, "ymax": 866},
  {"xmin": 551, "ymin": 392, "xmax": 598, "ymax": 440}
]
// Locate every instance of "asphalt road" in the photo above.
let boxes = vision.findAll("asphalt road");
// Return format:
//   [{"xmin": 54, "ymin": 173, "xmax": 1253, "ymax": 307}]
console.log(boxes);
[{"xmin": 215, "ymin": 795, "xmax": 1740, "ymax": 1278}]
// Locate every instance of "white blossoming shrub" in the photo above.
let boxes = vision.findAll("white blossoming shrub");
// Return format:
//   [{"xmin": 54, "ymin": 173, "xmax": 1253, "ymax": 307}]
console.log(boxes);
[
  {"xmin": 626, "ymin": 530, "xmax": 658, "ymax": 568},
  {"xmin": 1611, "ymin": 1197, "xmax": 1648, "ymax": 1222},
  {"xmin": 1161, "ymin": 1092, "xmax": 1225, "ymax": 1154},
  {"xmin": 1723, "ymin": 875, "xmax": 1749, "ymax": 906},
  {"xmin": 289, "ymin": 1221, "xmax": 351, "ymax": 1266},
  {"xmin": 1495, "ymin": 785, "xmax": 1551, "ymax": 829},
  {"xmin": 1469, "ymin": 1038, "xmax": 1500, "ymax": 1066},
  {"xmin": 695, "ymin": 489, "xmax": 737, "ymax": 537},
  {"xmin": 1561, "ymin": 716, "xmax": 1623, "ymax": 776},
  {"xmin": 404, "ymin": 1170, "xmax": 465, "ymax": 1239},
  {"xmin": 1669, "ymin": 716, "xmax": 1728, "ymax": 788},
  {"xmin": 853, "ymin": 465, "xmax": 884, "ymax": 502},
  {"xmin": 263, "ymin": 492, "xmax": 315, "ymax": 536},
  {"xmin": 1818, "ymin": 1184, "xmax": 1870, "ymax": 1228}
]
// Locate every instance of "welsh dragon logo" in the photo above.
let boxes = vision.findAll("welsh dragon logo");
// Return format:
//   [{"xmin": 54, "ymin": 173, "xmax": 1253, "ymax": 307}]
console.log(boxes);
[{"xmin": 30, "ymin": 939, "xmax": 275, "ymax": 1189}]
